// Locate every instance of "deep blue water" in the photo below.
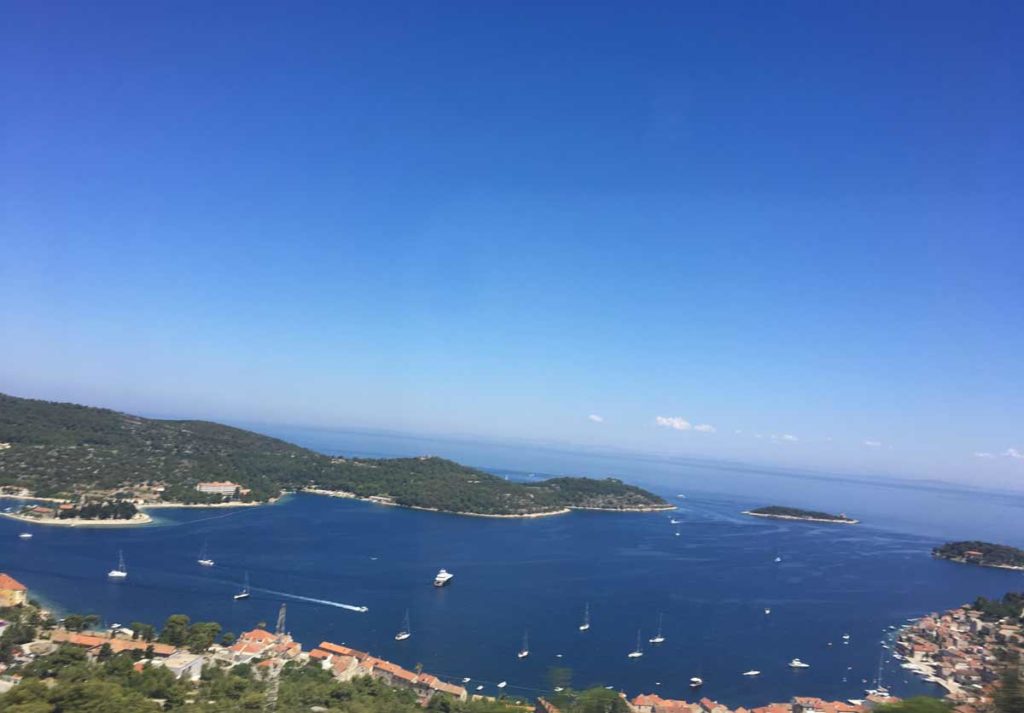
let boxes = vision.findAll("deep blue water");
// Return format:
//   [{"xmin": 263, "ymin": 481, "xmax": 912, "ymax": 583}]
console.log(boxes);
[{"xmin": 3, "ymin": 434, "xmax": 1023, "ymax": 707}]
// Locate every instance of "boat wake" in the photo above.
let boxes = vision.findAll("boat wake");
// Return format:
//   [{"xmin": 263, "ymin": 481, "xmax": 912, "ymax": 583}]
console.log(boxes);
[{"xmin": 254, "ymin": 587, "xmax": 369, "ymax": 613}]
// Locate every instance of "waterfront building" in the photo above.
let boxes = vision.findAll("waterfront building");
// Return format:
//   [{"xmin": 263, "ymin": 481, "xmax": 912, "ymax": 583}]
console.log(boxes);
[
  {"xmin": 195, "ymin": 481, "xmax": 241, "ymax": 496},
  {"xmin": 0, "ymin": 574, "xmax": 27, "ymax": 607}
]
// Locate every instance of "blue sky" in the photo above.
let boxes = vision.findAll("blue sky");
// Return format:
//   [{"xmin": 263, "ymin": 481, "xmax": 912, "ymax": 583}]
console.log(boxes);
[{"xmin": 2, "ymin": 2, "xmax": 1022, "ymax": 488}]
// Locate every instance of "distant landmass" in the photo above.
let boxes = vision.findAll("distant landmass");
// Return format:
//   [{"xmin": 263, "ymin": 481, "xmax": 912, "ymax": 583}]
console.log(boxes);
[
  {"xmin": 742, "ymin": 505, "xmax": 858, "ymax": 524},
  {"xmin": 0, "ymin": 393, "xmax": 670, "ymax": 517},
  {"xmin": 932, "ymin": 541, "xmax": 1024, "ymax": 571}
]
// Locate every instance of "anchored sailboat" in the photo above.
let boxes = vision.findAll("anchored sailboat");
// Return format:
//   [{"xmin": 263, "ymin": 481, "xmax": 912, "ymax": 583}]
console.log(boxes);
[
  {"xmin": 197, "ymin": 541, "xmax": 214, "ymax": 567},
  {"xmin": 395, "ymin": 610, "xmax": 411, "ymax": 641},
  {"xmin": 108, "ymin": 550, "xmax": 128, "ymax": 579},
  {"xmin": 579, "ymin": 603, "xmax": 590, "ymax": 632},
  {"xmin": 517, "ymin": 631, "xmax": 530, "ymax": 658},
  {"xmin": 649, "ymin": 613, "xmax": 666, "ymax": 644},
  {"xmin": 627, "ymin": 629, "xmax": 643, "ymax": 658},
  {"xmin": 233, "ymin": 571, "xmax": 251, "ymax": 600}
]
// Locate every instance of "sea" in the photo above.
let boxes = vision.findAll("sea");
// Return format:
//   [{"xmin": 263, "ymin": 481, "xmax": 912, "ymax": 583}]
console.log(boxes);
[{"xmin": 3, "ymin": 426, "xmax": 1023, "ymax": 708}]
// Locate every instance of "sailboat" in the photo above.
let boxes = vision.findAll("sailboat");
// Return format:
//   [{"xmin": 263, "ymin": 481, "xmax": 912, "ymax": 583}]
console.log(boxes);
[
  {"xmin": 197, "ymin": 541, "xmax": 214, "ymax": 567},
  {"xmin": 108, "ymin": 550, "xmax": 128, "ymax": 579},
  {"xmin": 517, "ymin": 631, "xmax": 529, "ymax": 659},
  {"xmin": 579, "ymin": 603, "xmax": 590, "ymax": 632},
  {"xmin": 648, "ymin": 614, "xmax": 666, "ymax": 644},
  {"xmin": 395, "ymin": 610, "xmax": 411, "ymax": 641},
  {"xmin": 627, "ymin": 629, "xmax": 643, "ymax": 658},
  {"xmin": 233, "ymin": 571, "xmax": 251, "ymax": 600}
]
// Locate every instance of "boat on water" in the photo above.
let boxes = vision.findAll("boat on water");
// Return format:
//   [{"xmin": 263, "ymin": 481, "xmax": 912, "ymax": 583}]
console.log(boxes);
[
  {"xmin": 579, "ymin": 603, "xmax": 590, "ymax": 632},
  {"xmin": 789, "ymin": 658, "xmax": 811, "ymax": 668},
  {"xmin": 517, "ymin": 631, "xmax": 529, "ymax": 659},
  {"xmin": 18, "ymin": 532, "xmax": 32, "ymax": 539},
  {"xmin": 108, "ymin": 550, "xmax": 128, "ymax": 579},
  {"xmin": 743, "ymin": 670, "xmax": 761, "ymax": 677},
  {"xmin": 234, "ymin": 572, "xmax": 251, "ymax": 600},
  {"xmin": 395, "ymin": 610, "xmax": 411, "ymax": 641},
  {"xmin": 197, "ymin": 541, "xmax": 214, "ymax": 567},
  {"xmin": 462, "ymin": 678, "xmax": 471, "ymax": 684},
  {"xmin": 690, "ymin": 677, "xmax": 703, "ymax": 688},
  {"xmin": 674, "ymin": 531, "xmax": 681, "ymax": 537},
  {"xmin": 774, "ymin": 555, "xmax": 783, "ymax": 563},
  {"xmin": 669, "ymin": 518, "xmax": 682, "ymax": 525},
  {"xmin": 627, "ymin": 629, "xmax": 644, "ymax": 658},
  {"xmin": 554, "ymin": 687, "xmax": 564, "ymax": 692},
  {"xmin": 842, "ymin": 633, "xmax": 851, "ymax": 640},
  {"xmin": 764, "ymin": 608, "xmax": 771, "ymax": 615},
  {"xmin": 496, "ymin": 681, "xmax": 507, "ymax": 689},
  {"xmin": 475, "ymin": 685, "xmax": 484, "ymax": 691},
  {"xmin": 648, "ymin": 614, "xmax": 666, "ymax": 644},
  {"xmin": 434, "ymin": 568, "xmax": 454, "ymax": 587}
]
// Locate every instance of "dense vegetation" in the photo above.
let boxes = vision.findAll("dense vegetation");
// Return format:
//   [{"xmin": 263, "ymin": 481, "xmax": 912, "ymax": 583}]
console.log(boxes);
[
  {"xmin": 0, "ymin": 393, "xmax": 667, "ymax": 516},
  {"xmin": 933, "ymin": 541, "xmax": 1024, "ymax": 569},
  {"xmin": 54, "ymin": 500, "xmax": 138, "ymax": 520},
  {"xmin": 744, "ymin": 506, "xmax": 856, "ymax": 523},
  {"xmin": 970, "ymin": 592, "xmax": 1024, "ymax": 621}
]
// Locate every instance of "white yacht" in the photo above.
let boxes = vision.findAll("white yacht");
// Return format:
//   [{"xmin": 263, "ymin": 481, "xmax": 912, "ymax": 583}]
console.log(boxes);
[
  {"xmin": 627, "ymin": 629, "xmax": 644, "ymax": 658},
  {"xmin": 496, "ymin": 681, "xmax": 507, "ymax": 689},
  {"xmin": 395, "ymin": 610, "xmax": 411, "ymax": 641},
  {"xmin": 517, "ymin": 631, "xmax": 529, "ymax": 659},
  {"xmin": 690, "ymin": 677, "xmax": 703, "ymax": 688},
  {"xmin": 764, "ymin": 608, "xmax": 771, "ymax": 615},
  {"xmin": 649, "ymin": 613, "xmax": 666, "ymax": 644},
  {"xmin": 462, "ymin": 677, "xmax": 471, "ymax": 684},
  {"xmin": 108, "ymin": 550, "xmax": 128, "ymax": 579},
  {"xmin": 669, "ymin": 518, "xmax": 682, "ymax": 525},
  {"xmin": 774, "ymin": 555, "xmax": 783, "ymax": 563},
  {"xmin": 743, "ymin": 670, "xmax": 761, "ymax": 676},
  {"xmin": 433, "ymin": 569, "xmax": 454, "ymax": 587},
  {"xmin": 234, "ymin": 571, "xmax": 251, "ymax": 600},
  {"xmin": 197, "ymin": 541, "xmax": 214, "ymax": 567},
  {"xmin": 476, "ymin": 685, "xmax": 484, "ymax": 691},
  {"xmin": 579, "ymin": 603, "xmax": 590, "ymax": 632},
  {"xmin": 18, "ymin": 532, "xmax": 32, "ymax": 539},
  {"xmin": 789, "ymin": 658, "xmax": 811, "ymax": 668}
]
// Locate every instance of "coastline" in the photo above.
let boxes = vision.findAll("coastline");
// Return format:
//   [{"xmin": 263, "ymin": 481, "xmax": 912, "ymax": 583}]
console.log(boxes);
[
  {"xmin": 742, "ymin": 511, "xmax": 859, "ymax": 525},
  {"xmin": 2, "ymin": 511, "xmax": 153, "ymax": 527},
  {"xmin": 302, "ymin": 488, "xmax": 673, "ymax": 519},
  {"xmin": 933, "ymin": 555, "xmax": 1024, "ymax": 572}
]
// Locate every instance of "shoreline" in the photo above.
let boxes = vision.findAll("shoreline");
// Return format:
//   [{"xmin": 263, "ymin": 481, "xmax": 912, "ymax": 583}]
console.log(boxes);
[
  {"xmin": 302, "ymin": 488, "xmax": 674, "ymax": 519},
  {"xmin": 742, "ymin": 511, "xmax": 859, "ymax": 525},
  {"xmin": 933, "ymin": 555, "xmax": 1024, "ymax": 572},
  {"xmin": 2, "ymin": 511, "xmax": 153, "ymax": 527}
]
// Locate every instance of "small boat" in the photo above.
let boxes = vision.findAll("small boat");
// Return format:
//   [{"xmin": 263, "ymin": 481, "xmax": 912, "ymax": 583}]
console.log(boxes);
[
  {"xmin": 476, "ymin": 685, "xmax": 484, "ymax": 691},
  {"xmin": 395, "ymin": 610, "xmax": 411, "ymax": 641},
  {"xmin": 197, "ymin": 541, "xmax": 214, "ymax": 567},
  {"xmin": 462, "ymin": 677, "xmax": 471, "ymax": 684},
  {"xmin": 789, "ymin": 658, "xmax": 810, "ymax": 668},
  {"xmin": 669, "ymin": 518, "xmax": 682, "ymax": 525},
  {"xmin": 234, "ymin": 571, "xmax": 251, "ymax": 600},
  {"xmin": 497, "ymin": 681, "xmax": 507, "ymax": 689},
  {"xmin": 743, "ymin": 670, "xmax": 761, "ymax": 677},
  {"xmin": 674, "ymin": 531, "xmax": 681, "ymax": 537},
  {"xmin": 676, "ymin": 494, "xmax": 686, "ymax": 499},
  {"xmin": 648, "ymin": 613, "xmax": 666, "ymax": 644},
  {"xmin": 18, "ymin": 532, "xmax": 32, "ymax": 539},
  {"xmin": 554, "ymin": 687, "xmax": 564, "ymax": 692},
  {"xmin": 764, "ymin": 608, "xmax": 771, "ymax": 615},
  {"xmin": 434, "ymin": 568, "xmax": 454, "ymax": 587},
  {"xmin": 774, "ymin": 555, "xmax": 783, "ymax": 563},
  {"xmin": 579, "ymin": 603, "xmax": 590, "ymax": 632},
  {"xmin": 842, "ymin": 634, "xmax": 851, "ymax": 640},
  {"xmin": 108, "ymin": 550, "xmax": 128, "ymax": 579},
  {"xmin": 690, "ymin": 677, "xmax": 703, "ymax": 688},
  {"xmin": 517, "ymin": 631, "xmax": 529, "ymax": 659},
  {"xmin": 627, "ymin": 629, "xmax": 644, "ymax": 658}
]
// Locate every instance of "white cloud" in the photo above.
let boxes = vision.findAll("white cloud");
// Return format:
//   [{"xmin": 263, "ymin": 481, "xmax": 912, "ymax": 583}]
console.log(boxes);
[
  {"xmin": 974, "ymin": 452, "xmax": 995, "ymax": 459},
  {"xmin": 1003, "ymin": 448, "xmax": 1024, "ymax": 460},
  {"xmin": 864, "ymin": 440, "xmax": 882, "ymax": 447},
  {"xmin": 776, "ymin": 434, "xmax": 798, "ymax": 442},
  {"xmin": 734, "ymin": 429, "xmax": 743, "ymax": 435},
  {"xmin": 587, "ymin": 414, "xmax": 604, "ymax": 423},
  {"xmin": 655, "ymin": 416, "xmax": 692, "ymax": 431},
  {"xmin": 694, "ymin": 424, "xmax": 716, "ymax": 433},
  {"xmin": 754, "ymin": 433, "xmax": 764, "ymax": 439}
]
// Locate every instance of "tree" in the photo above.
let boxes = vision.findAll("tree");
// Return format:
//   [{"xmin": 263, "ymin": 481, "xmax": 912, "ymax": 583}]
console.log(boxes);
[
  {"xmin": 570, "ymin": 688, "xmax": 630, "ymax": 713},
  {"xmin": 995, "ymin": 659, "xmax": 1024, "ymax": 713},
  {"xmin": 129, "ymin": 622, "xmax": 155, "ymax": 642},
  {"xmin": 158, "ymin": 614, "xmax": 190, "ymax": 647},
  {"xmin": 220, "ymin": 631, "xmax": 236, "ymax": 646},
  {"xmin": 875, "ymin": 697, "xmax": 953, "ymax": 713}
]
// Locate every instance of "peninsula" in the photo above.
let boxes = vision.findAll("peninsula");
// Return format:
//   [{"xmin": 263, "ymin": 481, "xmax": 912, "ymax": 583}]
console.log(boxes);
[
  {"xmin": 742, "ymin": 505, "xmax": 859, "ymax": 524},
  {"xmin": 932, "ymin": 541, "xmax": 1024, "ymax": 571},
  {"xmin": 0, "ymin": 393, "xmax": 670, "ymax": 520}
]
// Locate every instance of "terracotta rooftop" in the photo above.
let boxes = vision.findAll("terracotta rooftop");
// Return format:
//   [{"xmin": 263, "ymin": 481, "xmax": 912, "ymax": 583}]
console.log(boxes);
[{"xmin": 0, "ymin": 574, "xmax": 27, "ymax": 592}]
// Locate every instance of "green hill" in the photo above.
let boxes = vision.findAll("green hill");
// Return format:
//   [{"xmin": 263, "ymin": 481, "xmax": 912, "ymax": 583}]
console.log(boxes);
[{"xmin": 0, "ymin": 393, "xmax": 669, "ymax": 516}]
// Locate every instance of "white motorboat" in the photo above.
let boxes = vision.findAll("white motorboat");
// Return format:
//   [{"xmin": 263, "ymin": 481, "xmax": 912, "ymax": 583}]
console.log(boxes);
[
  {"xmin": 789, "ymin": 658, "xmax": 810, "ymax": 668},
  {"xmin": 18, "ymin": 533, "xmax": 32, "ymax": 539},
  {"xmin": 690, "ymin": 677, "xmax": 703, "ymax": 688},
  {"xmin": 497, "ymin": 681, "xmax": 507, "ymax": 689},
  {"xmin": 434, "ymin": 568, "xmax": 454, "ymax": 587},
  {"xmin": 743, "ymin": 670, "xmax": 761, "ymax": 676}
]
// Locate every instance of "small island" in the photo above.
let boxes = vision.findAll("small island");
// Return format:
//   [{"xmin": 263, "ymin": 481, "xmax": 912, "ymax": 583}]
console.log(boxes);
[
  {"xmin": 742, "ymin": 505, "xmax": 859, "ymax": 524},
  {"xmin": 932, "ymin": 541, "xmax": 1024, "ymax": 571}
]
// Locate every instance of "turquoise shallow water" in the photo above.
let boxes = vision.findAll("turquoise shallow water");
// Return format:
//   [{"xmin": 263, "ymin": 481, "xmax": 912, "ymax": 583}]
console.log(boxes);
[{"xmin": 3, "ymin": 432, "xmax": 1022, "ymax": 707}]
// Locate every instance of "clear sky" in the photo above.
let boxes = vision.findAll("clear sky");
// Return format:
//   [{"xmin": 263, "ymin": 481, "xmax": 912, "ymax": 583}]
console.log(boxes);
[{"xmin": 2, "ymin": 2, "xmax": 1022, "ymax": 488}]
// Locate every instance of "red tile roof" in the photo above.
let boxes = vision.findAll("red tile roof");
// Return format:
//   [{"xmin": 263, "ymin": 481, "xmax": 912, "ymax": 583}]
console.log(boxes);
[{"xmin": 0, "ymin": 574, "xmax": 26, "ymax": 592}]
